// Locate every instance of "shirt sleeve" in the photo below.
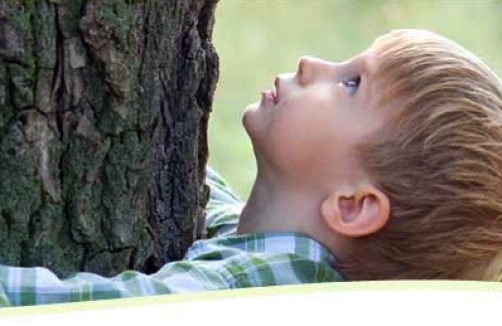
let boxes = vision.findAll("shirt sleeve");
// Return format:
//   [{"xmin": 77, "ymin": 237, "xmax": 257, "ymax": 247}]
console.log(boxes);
[
  {"xmin": 0, "ymin": 167, "xmax": 245, "ymax": 307},
  {"xmin": 0, "ymin": 259, "xmax": 229, "ymax": 307},
  {"xmin": 204, "ymin": 167, "xmax": 244, "ymax": 238}
]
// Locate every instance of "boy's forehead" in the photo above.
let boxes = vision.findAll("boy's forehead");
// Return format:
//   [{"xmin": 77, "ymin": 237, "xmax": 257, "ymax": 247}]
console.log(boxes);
[
  {"xmin": 341, "ymin": 46, "xmax": 379, "ymax": 78},
  {"xmin": 351, "ymin": 47, "xmax": 381, "ymax": 90},
  {"xmin": 359, "ymin": 47, "xmax": 400, "ymax": 119}
]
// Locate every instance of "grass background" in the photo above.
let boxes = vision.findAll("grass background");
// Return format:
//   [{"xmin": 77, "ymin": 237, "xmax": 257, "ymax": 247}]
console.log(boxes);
[{"xmin": 208, "ymin": 1, "xmax": 502, "ymax": 198}]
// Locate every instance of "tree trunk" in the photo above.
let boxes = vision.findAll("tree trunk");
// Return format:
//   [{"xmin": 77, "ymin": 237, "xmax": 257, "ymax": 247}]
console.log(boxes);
[{"xmin": 0, "ymin": 0, "xmax": 218, "ymax": 277}]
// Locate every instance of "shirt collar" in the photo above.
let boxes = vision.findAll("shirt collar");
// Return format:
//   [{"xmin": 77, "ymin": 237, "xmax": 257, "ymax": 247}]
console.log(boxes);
[{"xmin": 186, "ymin": 232, "xmax": 337, "ymax": 266}]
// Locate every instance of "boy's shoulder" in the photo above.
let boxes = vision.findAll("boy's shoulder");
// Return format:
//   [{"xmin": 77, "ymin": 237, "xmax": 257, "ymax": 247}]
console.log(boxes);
[{"xmin": 205, "ymin": 167, "xmax": 244, "ymax": 238}]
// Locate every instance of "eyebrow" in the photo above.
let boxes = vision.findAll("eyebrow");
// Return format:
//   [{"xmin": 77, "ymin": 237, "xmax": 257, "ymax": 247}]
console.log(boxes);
[{"xmin": 354, "ymin": 52, "xmax": 379, "ymax": 105}]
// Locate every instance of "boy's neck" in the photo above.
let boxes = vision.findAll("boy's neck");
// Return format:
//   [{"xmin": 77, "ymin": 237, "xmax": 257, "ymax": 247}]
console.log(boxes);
[
  {"xmin": 236, "ymin": 166, "xmax": 356, "ymax": 263},
  {"xmin": 237, "ymin": 175, "xmax": 316, "ymax": 235},
  {"xmin": 237, "ymin": 168, "xmax": 332, "ymax": 243}
]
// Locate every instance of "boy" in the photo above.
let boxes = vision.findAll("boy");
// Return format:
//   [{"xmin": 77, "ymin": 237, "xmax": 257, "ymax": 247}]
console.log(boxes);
[{"xmin": 1, "ymin": 29, "xmax": 502, "ymax": 306}]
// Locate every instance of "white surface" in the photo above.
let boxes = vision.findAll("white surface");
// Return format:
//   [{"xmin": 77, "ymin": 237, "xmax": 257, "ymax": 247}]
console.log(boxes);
[{"xmin": 1, "ymin": 289, "xmax": 501, "ymax": 326}]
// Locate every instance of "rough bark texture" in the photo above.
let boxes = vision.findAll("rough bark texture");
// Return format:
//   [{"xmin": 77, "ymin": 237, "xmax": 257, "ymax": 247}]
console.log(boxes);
[{"xmin": 0, "ymin": 0, "xmax": 218, "ymax": 277}]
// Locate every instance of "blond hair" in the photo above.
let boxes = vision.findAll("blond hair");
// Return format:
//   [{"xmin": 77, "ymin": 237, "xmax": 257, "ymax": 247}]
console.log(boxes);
[{"xmin": 339, "ymin": 30, "xmax": 502, "ymax": 280}]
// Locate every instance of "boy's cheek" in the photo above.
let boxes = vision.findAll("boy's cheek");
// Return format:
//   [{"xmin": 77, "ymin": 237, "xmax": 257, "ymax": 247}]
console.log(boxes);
[{"xmin": 262, "ymin": 121, "xmax": 335, "ymax": 178}]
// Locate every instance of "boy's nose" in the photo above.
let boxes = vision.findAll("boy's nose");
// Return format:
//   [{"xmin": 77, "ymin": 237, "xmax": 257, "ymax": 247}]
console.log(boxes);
[{"xmin": 297, "ymin": 56, "xmax": 337, "ymax": 85}]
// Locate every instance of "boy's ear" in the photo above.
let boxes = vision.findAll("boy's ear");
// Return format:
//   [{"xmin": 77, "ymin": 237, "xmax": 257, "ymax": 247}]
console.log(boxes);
[{"xmin": 320, "ymin": 186, "xmax": 390, "ymax": 238}]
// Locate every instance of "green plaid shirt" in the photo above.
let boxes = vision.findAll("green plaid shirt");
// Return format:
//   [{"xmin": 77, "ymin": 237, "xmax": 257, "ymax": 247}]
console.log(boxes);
[{"xmin": 0, "ymin": 168, "xmax": 343, "ymax": 307}]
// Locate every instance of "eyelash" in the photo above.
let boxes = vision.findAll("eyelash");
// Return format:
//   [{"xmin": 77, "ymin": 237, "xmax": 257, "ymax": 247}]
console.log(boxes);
[{"xmin": 343, "ymin": 76, "xmax": 361, "ymax": 96}]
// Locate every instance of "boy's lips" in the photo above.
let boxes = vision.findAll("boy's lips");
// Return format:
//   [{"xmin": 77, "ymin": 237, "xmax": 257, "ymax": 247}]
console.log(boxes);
[
  {"xmin": 260, "ymin": 78, "xmax": 281, "ymax": 107},
  {"xmin": 261, "ymin": 90, "xmax": 276, "ymax": 107},
  {"xmin": 274, "ymin": 77, "xmax": 281, "ymax": 104}
]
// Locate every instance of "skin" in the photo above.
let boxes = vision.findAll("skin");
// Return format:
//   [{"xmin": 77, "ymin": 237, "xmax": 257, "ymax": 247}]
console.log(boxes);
[{"xmin": 238, "ymin": 45, "xmax": 392, "ymax": 262}]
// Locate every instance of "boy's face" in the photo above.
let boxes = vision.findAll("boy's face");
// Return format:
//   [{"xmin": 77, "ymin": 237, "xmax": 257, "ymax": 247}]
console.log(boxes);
[{"xmin": 242, "ymin": 47, "xmax": 391, "ymax": 189}]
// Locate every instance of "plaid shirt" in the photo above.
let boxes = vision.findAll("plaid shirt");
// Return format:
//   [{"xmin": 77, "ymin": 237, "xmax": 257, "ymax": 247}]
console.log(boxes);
[{"xmin": 0, "ymin": 168, "xmax": 343, "ymax": 307}]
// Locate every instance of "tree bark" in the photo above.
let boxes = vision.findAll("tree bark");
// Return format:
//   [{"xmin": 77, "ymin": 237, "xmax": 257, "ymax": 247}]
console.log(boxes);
[{"xmin": 0, "ymin": 0, "xmax": 218, "ymax": 277}]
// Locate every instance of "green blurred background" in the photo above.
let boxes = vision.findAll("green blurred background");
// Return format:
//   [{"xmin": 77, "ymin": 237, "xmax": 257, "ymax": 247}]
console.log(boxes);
[{"xmin": 208, "ymin": 1, "xmax": 502, "ymax": 199}]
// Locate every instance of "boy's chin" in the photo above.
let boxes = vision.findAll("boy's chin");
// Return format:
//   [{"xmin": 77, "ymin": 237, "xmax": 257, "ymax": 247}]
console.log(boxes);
[
  {"xmin": 241, "ymin": 102, "xmax": 260, "ymax": 134},
  {"xmin": 242, "ymin": 101, "xmax": 260, "ymax": 117},
  {"xmin": 242, "ymin": 106, "xmax": 266, "ymax": 150}
]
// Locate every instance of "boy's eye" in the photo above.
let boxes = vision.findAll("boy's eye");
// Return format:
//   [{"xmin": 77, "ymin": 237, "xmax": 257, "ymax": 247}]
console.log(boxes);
[{"xmin": 343, "ymin": 76, "xmax": 361, "ymax": 96}]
